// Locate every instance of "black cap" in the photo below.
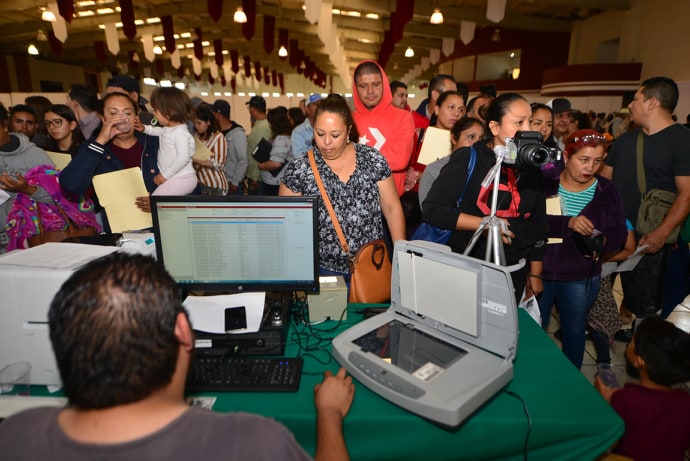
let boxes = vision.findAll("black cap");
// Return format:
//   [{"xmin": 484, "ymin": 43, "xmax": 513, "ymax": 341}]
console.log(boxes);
[
  {"xmin": 106, "ymin": 75, "xmax": 140, "ymax": 95},
  {"xmin": 212, "ymin": 100, "xmax": 230, "ymax": 118},
  {"xmin": 246, "ymin": 95, "xmax": 266, "ymax": 112},
  {"xmin": 552, "ymin": 97, "xmax": 571, "ymax": 114},
  {"xmin": 106, "ymin": 75, "xmax": 148, "ymax": 105}
]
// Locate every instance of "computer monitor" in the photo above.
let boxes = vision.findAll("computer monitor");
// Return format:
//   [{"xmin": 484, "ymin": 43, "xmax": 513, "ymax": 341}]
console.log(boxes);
[{"xmin": 150, "ymin": 195, "xmax": 320, "ymax": 293}]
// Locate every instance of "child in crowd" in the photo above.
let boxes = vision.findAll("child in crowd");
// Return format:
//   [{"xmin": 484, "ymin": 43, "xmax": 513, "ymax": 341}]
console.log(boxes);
[
  {"xmin": 595, "ymin": 317, "xmax": 690, "ymax": 461},
  {"xmin": 135, "ymin": 87, "xmax": 197, "ymax": 195}
]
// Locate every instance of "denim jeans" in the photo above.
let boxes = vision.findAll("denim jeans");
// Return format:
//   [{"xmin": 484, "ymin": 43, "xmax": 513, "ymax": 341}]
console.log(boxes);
[{"xmin": 538, "ymin": 277, "xmax": 600, "ymax": 368}]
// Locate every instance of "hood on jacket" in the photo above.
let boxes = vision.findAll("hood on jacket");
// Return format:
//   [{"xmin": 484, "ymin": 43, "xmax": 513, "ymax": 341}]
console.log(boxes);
[
  {"xmin": 0, "ymin": 133, "xmax": 32, "ymax": 155},
  {"xmin": 0, "ymin": 133, "xmax": 54, "ymax": 177},
  {"xmin": 352, "ymin": 60, "xmax": 393, "ymax": 116}
]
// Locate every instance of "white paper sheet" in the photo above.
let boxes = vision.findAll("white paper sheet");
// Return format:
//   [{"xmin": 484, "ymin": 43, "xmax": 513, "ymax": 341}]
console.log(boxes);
[
  {"xmin": 614, "ymin": 244, "xmax": 648, "ymax": 272},
  {"xmin": 0, "ymin": 242, "xmax": 118, "ymax": 269},
  {"xmin": 183, "ymin": 292, "xmax": 266, "ymax": 334}
]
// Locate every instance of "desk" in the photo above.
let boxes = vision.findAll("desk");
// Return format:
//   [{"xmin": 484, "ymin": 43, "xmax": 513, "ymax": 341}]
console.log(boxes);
[
  {"xmin": 13, "ymin": 306, "xmax": 622, "ymax": 460},
  {"xmin": 209, "ymin": 307, "xmax": 623, "ymax": 461}
]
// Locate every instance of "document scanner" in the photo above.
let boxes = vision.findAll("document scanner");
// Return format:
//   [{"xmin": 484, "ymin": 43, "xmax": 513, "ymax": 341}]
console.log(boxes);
[{"xmin": 332, "ymin": 240, "xmax": 518, "ymax": 427}]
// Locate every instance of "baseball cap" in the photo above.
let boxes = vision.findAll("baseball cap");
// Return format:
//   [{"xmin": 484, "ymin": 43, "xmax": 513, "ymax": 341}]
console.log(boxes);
[
  {"xmin": 106, "ymin": 75, "xmax": 140, "ymax": 94},
  {"xmin": 212, "ymin": 99, "xmax": 231, "ymax": 118},
  {"xmin": 190, "ymin": 96, "xmax": 205, "ymax": 108},
  {"xmin": 307, "ymin": 93, "xmax": 322, "ymax": 105},
  {"xmin": 106, "ymin": 75, "xmax": 148, "ymax": 105},
  {"xmin": 550, "ymin": 97, "xmax": 571, "ymax": 114},
  {"xmin": 245, "ymin": 95, "xmax": 266, "ymax": 112}
]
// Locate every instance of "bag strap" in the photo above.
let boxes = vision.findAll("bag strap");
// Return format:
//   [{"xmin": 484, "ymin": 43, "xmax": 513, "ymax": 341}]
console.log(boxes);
[
  {"xmin": 307, "ymin": 149, "xmax": 351, "ymax": 256},
  {"xmin": 455, "ymin": 145, "xmax": 477, "ymax": 207},
  {"xmin": 34, "ymin": 199, "xmax": 78, "ymax": 241},
  {"xmin": 635, "ymin": 130, "xmax": 646, "ymax": 196}
]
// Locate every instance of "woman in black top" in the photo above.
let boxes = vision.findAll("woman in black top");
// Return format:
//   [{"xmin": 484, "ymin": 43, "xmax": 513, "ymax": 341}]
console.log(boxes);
[{"xmin": 422, "ymin": 93, "xmax": 548, "ymax": 302}]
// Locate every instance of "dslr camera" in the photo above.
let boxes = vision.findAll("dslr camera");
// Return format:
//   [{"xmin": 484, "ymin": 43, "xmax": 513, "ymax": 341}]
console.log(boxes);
[{"xmin": 502, "ymin": 131, "xmax": 561, "ymax": 168}]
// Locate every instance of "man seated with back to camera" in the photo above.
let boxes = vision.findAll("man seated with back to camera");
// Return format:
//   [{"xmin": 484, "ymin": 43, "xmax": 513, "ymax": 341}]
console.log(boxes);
[{"xmin": 0, "ymin": 252, "xmax": 355, "ymax": 461}]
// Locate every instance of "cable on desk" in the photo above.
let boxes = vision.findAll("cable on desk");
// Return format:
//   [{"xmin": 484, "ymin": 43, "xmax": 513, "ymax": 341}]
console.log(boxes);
[{"xmin": 504, "ymin": 389, "xmax": 531, "ymax": 461}]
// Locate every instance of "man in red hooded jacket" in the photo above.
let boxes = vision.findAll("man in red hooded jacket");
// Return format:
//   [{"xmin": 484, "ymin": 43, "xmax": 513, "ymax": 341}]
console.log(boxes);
[{"xmin": 352, "ymin": 61, "xmax": 415, "ymax": 196}]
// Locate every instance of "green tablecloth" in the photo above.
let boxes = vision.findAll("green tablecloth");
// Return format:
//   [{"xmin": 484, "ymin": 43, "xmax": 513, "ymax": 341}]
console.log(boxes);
[{"xmin": 207, "ymin": 306, "xmax": 623, "ymax": 461}]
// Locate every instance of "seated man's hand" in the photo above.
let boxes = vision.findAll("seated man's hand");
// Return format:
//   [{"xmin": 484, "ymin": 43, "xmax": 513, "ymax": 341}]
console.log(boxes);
[{"xmin": 314, "ymin": 368, "xmax": 355, "ymax": 420}]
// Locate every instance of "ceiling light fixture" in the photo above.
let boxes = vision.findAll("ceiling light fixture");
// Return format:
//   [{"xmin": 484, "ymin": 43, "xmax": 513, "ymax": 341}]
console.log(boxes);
[
  {"xmin": 41, "ymin": 10, "xmax": 56, "ymax": 22},
  {"xmin": 27, "ymin": 44, "xmax": 39, "ymax": 55},
  {"xmin": 233, "ymin": 7, "xmax": 247, "ymax": 23},
  {"xmin": 278, "ymin": 45, "xmax": 288, "ymax": 57},
  {"xmin": 153, "ymin": 45, "xmax": 163, "ymax": 55},
  {"xmin": 430, "ymin": 8, "xmax": 444, "ymax": 24},
  {"xmin": 491, "ymin": 28, "xmax": 501, "ymax": 42},
  {"xmin": 405, "ymin": 46, "xmax": 414, "ymax": 58}
]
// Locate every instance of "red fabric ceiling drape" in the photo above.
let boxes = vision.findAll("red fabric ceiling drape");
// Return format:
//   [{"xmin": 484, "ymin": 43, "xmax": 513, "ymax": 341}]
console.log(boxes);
[
  {"xmin": 263, "ymin": 16, "xmax": 275, "ymax": 54},
  {"xmin": 207, "ymin": 0, "xmax": 222, "ymax": 23},
  {"xmin": 119, "ymin": 0, "xmax": 136, "ymax": 40}
]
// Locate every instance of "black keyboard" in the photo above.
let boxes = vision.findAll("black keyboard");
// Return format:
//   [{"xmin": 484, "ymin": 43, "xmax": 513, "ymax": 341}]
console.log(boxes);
[{"xmin": 186, "ymin": 356, "xmax": 303, "ymax": 392}]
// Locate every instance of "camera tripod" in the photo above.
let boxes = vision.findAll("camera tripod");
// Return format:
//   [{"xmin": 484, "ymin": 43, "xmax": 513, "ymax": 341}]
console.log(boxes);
[{"xmin": 463, "ymin": 152, "xmax": 525, "ymax": 273}]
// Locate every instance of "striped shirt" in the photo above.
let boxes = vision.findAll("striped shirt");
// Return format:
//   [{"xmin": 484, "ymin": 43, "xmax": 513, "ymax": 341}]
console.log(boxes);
[
  {"xmin": 559, "ymin": 179, "xmax": 597, "ymax": 216},
  {"xmin": 195, "ymin": 131, "xmax": 228, "ymax": 192}
]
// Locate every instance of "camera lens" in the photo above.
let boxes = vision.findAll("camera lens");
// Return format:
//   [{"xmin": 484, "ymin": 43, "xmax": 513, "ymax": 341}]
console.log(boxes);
[{"xmin": 518, "ymin": 145, "xmax": 549, "ymax": 168}]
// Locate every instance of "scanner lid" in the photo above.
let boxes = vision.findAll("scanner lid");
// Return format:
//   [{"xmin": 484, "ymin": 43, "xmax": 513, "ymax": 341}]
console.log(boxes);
[{"xmin": 389, "ymin": 240, "xmax": 518, "ymax": 360}]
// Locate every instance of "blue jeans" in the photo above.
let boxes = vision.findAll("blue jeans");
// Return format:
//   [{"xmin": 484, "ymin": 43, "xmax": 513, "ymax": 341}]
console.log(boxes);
[{"xmin": 538, "ymin": 277, "xmax": 600, "ymax": 368}]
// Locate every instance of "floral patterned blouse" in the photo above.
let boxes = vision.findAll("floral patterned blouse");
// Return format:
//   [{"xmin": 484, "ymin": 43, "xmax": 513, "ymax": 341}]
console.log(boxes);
[{"xmin": 281, "ymin": 144, "xmax": 391, "ymax": 273}]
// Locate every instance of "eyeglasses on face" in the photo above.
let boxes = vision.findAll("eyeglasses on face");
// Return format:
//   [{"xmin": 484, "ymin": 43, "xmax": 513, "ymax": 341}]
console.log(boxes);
[{"xmin": 44, "ymin": 118, "xmax": 64, "ymax": 128}]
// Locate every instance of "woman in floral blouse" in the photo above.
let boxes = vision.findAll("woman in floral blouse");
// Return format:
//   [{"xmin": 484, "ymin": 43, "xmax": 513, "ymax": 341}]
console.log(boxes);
[{"xmin": 279, "ymin": 94, "xmax": 405, "ymax": 284}]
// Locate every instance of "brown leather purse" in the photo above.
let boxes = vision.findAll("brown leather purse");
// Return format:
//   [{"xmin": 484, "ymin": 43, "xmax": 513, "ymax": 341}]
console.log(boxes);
[
  {"xmin": 27, "ymin": 202, "xmax": 98, "ymax": 247},
  {"xmin": 307, "ymin": 150, "xmax": 391, "ymax": 303}
]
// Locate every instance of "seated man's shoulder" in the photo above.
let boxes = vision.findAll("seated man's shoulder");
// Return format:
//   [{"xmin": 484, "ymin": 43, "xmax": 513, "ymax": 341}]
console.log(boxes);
[
  {"xmin": 0, "ymin": 407, "xmax": 60, "ymax": 449},
  {"xmin": 0, "ymin": 407, "xmax": 310, "ymax": 461},
  {"xmin": 183, "ymin": 409, "xmax": 311, "ymax": 459}
]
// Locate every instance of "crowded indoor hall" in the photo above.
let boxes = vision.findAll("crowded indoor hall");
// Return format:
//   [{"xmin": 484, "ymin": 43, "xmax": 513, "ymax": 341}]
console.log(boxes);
[{"xmin": 0, "ymin": 1, "xmax": 689, "ymax": 460}]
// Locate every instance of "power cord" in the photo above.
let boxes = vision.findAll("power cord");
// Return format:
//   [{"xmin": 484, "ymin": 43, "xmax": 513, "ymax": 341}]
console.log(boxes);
[{"xmin": 504, "ymin": 389, "xmax": 531, "ymax": 461}]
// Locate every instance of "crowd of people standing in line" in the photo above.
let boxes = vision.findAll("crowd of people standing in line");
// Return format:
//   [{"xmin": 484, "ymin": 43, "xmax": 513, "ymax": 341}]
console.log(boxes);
[{"xmin": 1, "ymin": 67, "xmax": 690, "ymax": 460}]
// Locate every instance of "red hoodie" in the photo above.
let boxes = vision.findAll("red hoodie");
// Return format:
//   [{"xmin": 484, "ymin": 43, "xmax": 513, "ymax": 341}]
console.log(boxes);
[{"xmin": 352, "ymin": 60, "xmax": 415, "ymax": 196}]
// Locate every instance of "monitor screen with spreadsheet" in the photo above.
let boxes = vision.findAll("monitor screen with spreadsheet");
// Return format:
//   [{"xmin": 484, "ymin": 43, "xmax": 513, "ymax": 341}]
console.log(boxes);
[{"xmin": 150, "ymin": 195, "xmax": 320, "ymax": 293}]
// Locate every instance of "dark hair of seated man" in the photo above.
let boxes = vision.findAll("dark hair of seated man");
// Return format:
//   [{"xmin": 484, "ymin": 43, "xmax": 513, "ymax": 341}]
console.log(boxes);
[{"xmin": 49, "ymin": 252, "xmax": 184, "ymax": 409}]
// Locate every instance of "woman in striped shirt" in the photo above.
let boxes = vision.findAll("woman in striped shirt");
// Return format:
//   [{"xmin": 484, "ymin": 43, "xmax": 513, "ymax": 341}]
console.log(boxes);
[
  {"xmin": 193, "ymin": 105, "xmax": 228, "ymax": 195},
  {"xmin": 539, "ymin": 129, "xmax": 627, "ymax": 368}
]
